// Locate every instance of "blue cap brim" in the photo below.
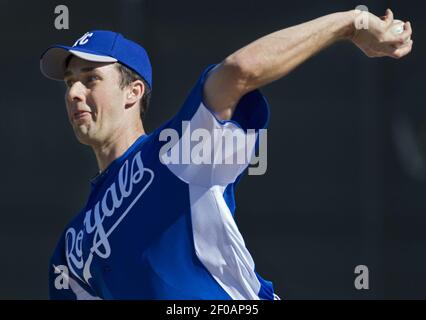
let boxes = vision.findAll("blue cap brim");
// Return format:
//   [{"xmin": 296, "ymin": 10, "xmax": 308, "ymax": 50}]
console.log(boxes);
[{"xmin": 40, "ymin": 45, "xmax": 117, "ymax": 81}]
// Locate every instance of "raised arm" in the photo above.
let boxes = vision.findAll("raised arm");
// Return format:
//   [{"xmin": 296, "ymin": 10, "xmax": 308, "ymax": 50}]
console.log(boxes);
[{"xmin": 204, "ymin": 9, "xmax": 413, "ymax": 120}]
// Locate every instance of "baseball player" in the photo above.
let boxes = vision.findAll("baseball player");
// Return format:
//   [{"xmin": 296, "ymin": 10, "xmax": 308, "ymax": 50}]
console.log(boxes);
[{"xmin": 40, "ymin": 8, "xmax": 412, "ymax": 300}]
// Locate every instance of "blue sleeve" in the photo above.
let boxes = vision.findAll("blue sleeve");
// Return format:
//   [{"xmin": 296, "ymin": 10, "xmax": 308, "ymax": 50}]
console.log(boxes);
[
  {"xmin": 159, "ymin": 63, "xmax": 270, "ymax": 132},
  {"xmin": 157, "ymin": 64, "xmax": 271, "ymax": 187}
]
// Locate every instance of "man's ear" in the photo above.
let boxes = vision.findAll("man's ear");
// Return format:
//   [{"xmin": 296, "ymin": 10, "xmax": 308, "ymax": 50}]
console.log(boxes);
[{"xmin": 125, "ymin": 80, "xmax": 144, "ymax": 107}]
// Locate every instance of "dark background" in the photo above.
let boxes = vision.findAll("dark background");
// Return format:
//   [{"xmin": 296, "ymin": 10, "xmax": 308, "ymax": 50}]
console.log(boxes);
[{"xmin": 0, "ymin": 0, "xmax": 424, "ymax": 299}]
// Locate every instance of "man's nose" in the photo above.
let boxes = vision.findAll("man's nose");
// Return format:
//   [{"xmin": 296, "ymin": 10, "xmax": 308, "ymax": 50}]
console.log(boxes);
[{"xmin": 66, "ymin": 81, "xmax": 87, "ymax": 103}]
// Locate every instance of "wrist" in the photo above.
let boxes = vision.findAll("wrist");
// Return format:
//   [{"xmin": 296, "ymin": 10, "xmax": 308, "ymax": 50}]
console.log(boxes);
[{"xmin": 336, "ymin": 10, "xmax": 357, "ymax": 41}]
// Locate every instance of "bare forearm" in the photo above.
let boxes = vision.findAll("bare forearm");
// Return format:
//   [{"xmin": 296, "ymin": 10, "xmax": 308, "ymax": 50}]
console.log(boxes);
[
  {"xmin": 204, "ymin": 8, "xmax": 412, "ymax": 119},
  {"xmin": 229, "ymin": 10, "xmax": 355, "ymax": 92}
]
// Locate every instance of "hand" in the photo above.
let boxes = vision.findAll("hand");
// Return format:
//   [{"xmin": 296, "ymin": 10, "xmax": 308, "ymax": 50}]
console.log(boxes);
[{"xmin": 351, "ymin": 8, "xmax": 413, "ymax": 59}]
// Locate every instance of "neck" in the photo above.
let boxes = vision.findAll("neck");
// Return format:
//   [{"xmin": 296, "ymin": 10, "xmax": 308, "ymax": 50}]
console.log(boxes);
[{"xmin": 92, "ymin": 125, "xmax": 145, "ymax": 173}]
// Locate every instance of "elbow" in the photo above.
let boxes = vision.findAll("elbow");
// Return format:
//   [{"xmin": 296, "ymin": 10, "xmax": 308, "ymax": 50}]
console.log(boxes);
[{"xmin": 222, "ymin": 53, "xmax": 259, "ymax": 94}]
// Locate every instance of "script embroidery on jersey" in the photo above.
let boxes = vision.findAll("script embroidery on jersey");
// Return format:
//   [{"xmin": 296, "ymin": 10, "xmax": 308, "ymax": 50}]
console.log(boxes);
[{"xmin": 64, "ymin": 151, "xmax": 154, "ymax": 284}]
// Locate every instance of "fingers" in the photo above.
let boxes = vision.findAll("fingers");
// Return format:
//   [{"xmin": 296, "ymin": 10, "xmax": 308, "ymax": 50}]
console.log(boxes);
[
  {"xmin": 398, "ymin": 21, "xmax": 412, "ymax": 43},
  {"xmin": 389, "ymin": 21, "xmax": 413, "ymax": 46},
  {"xmin": 383, "ymin": 8, "xmax": 394, "ymax": 27},
  {"xmin": 403, "ymin": 21, "xmax": 413, "ymax": 41},
  {"xmin": 389, "ymin": 39, "xmax": 413, "ymax": 59}
]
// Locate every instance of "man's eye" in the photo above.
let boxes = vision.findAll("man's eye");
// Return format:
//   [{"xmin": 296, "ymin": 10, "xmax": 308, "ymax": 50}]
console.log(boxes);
[
  {"xmin": 65, "ymin": 80, "xmax": 74, "ymax": 88},
  {"xmin": 86, "ymin": 75, "xmax": 99, "ymax": 83}
]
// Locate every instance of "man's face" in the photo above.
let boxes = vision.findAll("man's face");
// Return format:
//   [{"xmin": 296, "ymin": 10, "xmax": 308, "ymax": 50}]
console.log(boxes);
[{"xmin": 64, "ymin": 57, "xmax": 127, "ymax": 145}]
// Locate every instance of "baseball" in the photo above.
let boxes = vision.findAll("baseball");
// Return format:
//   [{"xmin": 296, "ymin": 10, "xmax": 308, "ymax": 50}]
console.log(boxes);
[
  {"xmin": 392, "ymin": 19, "xmax": 411, "ymax": 43},
  {"xmin": 392, "ymin": 19, "xmax": 405, "ymax": 34}
]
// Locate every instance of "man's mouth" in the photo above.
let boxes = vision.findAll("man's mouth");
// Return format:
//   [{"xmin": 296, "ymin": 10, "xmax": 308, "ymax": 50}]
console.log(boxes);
[{"xmin": 73, "ymin": 111, "xmax": 92, "ymax": 120}]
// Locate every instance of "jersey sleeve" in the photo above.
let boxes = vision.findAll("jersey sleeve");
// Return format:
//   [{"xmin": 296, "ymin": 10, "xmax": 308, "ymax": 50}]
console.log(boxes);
[{"xmin": 157, "ymin": 64, "xmax": 270, "ymax": 187}]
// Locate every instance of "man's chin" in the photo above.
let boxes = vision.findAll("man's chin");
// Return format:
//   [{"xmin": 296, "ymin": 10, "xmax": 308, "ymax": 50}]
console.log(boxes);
[{"xmin": 73, "ymin": 128, "xmax": 96, "ymax": 146}]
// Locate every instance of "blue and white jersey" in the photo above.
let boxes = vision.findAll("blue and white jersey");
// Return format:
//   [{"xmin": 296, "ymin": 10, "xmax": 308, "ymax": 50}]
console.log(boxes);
[{"xmin": 49, "ymin": 64, "xmax": 275, "ymax": 300}]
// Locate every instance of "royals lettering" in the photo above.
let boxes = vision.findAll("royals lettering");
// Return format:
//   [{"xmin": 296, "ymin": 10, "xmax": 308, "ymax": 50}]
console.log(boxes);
[{"xmin": 65, "ymin": 151, "xmax": 154, "ymax": 284}]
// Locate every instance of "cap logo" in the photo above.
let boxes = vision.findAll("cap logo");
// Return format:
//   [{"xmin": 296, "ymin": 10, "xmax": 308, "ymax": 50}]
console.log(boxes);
[{"xmin": 73, "ymin": 32, "xmax": 93, "ymax": 47}]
